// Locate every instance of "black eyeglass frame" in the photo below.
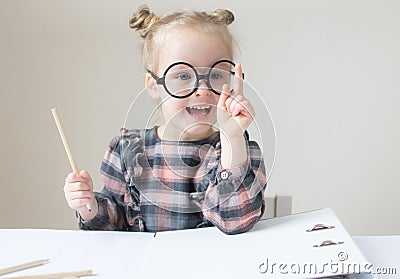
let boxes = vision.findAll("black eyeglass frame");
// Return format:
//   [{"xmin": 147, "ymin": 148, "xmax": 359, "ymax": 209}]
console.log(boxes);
[{"xmin": 147, "ymin": 59, "xmax": 245, "ymax": 99}]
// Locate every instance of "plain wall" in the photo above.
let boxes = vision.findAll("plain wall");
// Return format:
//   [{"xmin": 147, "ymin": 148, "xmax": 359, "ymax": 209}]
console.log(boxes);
[{"xmin": 0, "ymin": 0, "xmax": 399, "ymax": 235}]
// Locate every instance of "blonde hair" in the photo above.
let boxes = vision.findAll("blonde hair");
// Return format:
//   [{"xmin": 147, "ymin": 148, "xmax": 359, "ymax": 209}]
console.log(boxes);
[{"xmin": 129, "ymin": 5, "xmax": 236, "ymax": 73}]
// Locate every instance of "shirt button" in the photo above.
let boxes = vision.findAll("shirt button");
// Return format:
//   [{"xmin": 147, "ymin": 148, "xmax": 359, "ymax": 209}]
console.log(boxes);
[{"xmin": 220, "ymin": 170, "xmax": 229, "ymax": 180}]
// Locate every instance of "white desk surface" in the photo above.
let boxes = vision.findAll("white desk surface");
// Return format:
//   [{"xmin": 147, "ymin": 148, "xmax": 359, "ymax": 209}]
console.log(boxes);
[
  {"xmin": 0, "ymin": 229, "xmax": 155, "ymax": 278},
  {"xmin": 0, "ymin": 209, "xmax": 398, "ymax": 279},
  {"xmin": 353, "ymin": 236, "xmax": 400, "ymax": 279}
]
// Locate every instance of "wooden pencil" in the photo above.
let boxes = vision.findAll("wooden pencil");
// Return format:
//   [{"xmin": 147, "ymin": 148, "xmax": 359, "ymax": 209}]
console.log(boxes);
[
  {"xmin": 51, "ymin": 108, "xmax": 91, "ymax": 212},
  {"xmin": 0, "ymin": 259, "xmax": 49, "ymax": 276},
  {"xmin": 2, "ymin": 269, "xmax": 93, "ymax": 279}
]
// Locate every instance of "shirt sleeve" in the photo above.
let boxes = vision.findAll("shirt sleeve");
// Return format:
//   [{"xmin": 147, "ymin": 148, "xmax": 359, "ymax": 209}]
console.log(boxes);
[
  {"xmin": 78, "ymin": 136, "xmax": 128, "ymax": 231},
  {"xmin": 202, "ymin": 135, "xmax": 267, "ymax": 235}
]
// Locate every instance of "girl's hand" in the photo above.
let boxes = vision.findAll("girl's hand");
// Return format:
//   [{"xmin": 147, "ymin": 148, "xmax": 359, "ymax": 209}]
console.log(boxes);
[
  {"xmin": 64, "ymin": 170, "xmax": 96, "ymax": 218},
  {"xmin": 217, "ymin": 63, "xmax": 255, "ymax": 138}
]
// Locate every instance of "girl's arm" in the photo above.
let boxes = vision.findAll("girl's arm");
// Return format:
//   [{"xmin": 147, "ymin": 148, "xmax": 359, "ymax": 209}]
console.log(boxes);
[
  {"xmin": 78, "ymin": 136, "xmax": 128, "ymax": 231},
  {"xmin": 204, "ymin": 63, "xmax": 267, "ymax": 234},
  {"xmin": 202, "ymin": 134, "xmax": 267, "ymax": 235}
]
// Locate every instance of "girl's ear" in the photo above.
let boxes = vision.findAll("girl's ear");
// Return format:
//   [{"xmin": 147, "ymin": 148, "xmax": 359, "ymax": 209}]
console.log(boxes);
[{"xmin": 146, "ymin": 73, "xmax": 160, "ymax": 99}]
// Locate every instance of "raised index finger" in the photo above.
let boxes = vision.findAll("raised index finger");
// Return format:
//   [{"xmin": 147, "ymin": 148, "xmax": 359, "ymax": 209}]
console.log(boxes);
[
  {"xmin": 232, "ymin": 63, "xmax": 244, "ymax": 96},
  {"xmin": 217, "ymin": 84, "xmax": 230, "ymax": 110}
]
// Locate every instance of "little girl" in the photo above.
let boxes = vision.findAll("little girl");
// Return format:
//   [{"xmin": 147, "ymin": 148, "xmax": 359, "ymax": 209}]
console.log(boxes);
[{"xmin": 64, "ymin": 5, "xmax": 267, "ymax": 234}]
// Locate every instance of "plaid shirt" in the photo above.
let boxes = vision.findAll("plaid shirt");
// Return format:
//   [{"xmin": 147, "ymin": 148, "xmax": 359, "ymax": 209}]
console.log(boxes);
[{"xmin": 78, "ymin": 126, "xmax": 267, "ymax": 234}]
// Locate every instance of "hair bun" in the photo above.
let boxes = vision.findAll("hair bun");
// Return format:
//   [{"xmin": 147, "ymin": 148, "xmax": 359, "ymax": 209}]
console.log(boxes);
[
  {"xmin": 129, "ymin": 5, "xmax": 160, "ymax": 38},
  {"xmin": 211, "ymin": 9, "xmax": 234, "ymax": 25}
]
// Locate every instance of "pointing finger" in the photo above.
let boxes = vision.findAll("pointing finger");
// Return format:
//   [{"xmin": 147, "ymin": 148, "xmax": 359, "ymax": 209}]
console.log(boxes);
[
  {"xmin": 232, "ymin": 63, "xmax": 244, "ymax": 96},
  {"xmin": 217, "ymin": 84, "xmax": 230, "ymax": 110}
]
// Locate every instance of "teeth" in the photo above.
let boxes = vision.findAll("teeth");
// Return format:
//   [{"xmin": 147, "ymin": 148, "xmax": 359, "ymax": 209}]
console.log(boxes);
[{"xmin": 187, "ymin": 105, "xmax": 211, "ymax": 110}]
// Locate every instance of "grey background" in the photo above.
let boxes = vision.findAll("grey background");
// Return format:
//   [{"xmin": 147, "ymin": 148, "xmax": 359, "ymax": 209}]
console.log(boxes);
[{"xmin": 1, "ymin": 0, "xmax": 399, "ymax": 235}]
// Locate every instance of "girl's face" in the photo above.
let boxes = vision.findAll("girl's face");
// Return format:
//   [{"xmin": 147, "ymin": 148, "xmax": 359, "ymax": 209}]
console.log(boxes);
[{"xmin": 146, "ymin": 27, "xmax": 232, "ymax": 141}]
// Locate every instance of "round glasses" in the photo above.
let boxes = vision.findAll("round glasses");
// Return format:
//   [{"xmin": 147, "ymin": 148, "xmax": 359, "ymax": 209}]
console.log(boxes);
[{"xmin": 148, "ymin": 60, "xmax": 245, "ymax": 99}]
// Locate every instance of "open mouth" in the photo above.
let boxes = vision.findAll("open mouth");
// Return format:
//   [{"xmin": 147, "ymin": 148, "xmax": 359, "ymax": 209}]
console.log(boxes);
[{"xmin": 186, "ymin": 105, "xmax": 211, "ymax": 117}]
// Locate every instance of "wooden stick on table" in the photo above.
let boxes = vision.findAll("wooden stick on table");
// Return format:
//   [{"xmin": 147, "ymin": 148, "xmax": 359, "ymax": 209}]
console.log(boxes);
[
  {"xmin": 2, "ymin": 269, "xmax": 93, "ymax": 279},
  {"xmin": 51, "ymin": 108, "xmax": 91, "ymax": 212},
  {"xmin": 0, "ymin": 259, "xmax": 49, "ymax": 276}
]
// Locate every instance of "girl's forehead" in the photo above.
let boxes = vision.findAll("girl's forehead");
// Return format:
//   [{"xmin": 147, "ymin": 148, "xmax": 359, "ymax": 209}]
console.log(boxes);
[{"xmin": 156, "ymin": 28, "xmax": 232, "ymax": 70}]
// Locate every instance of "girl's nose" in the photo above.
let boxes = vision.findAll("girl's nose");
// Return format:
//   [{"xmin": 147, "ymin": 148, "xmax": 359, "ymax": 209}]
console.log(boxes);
[{"xmin": 194, "ymin": 79, "xmax": 211, "ymax": 96}]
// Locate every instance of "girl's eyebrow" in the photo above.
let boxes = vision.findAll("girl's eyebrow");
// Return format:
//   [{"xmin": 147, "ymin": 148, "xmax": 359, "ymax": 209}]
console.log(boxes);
[{"xmin": 170, "ymin": 64, "xmax": 189, "ymax": 69}]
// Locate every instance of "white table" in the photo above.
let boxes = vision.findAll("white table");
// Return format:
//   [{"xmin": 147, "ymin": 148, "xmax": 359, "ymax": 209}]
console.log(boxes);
[
  {"xmin": 1, "ymin": 209, "xmax": 397, "ymax": 279},
  {"xmin": 353, "ymin": 236, "xmax": 400, "ymax": 279}
]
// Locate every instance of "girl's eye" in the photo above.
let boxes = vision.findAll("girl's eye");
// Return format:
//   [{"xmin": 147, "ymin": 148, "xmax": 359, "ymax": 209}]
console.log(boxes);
[
  {"xmin": 176, "ymin": 73, "xmax": 191, "ymax": 80},
  {"xmin": 211, "ymin": 73, "xmax": 222, "ymax": 80}
]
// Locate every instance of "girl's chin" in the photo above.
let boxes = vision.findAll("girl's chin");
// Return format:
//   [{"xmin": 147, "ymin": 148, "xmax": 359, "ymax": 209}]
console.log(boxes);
[
  {"xmin": 183, "ymin": 112, "xmax": 217, "ymax": 138},
  {"xmin": 159, "ymin": 122, "xmax": 216, "ymax": 141},
  {"xmin": 183, "ymin": 124, "xmax": 216, "ymax": 138}
]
